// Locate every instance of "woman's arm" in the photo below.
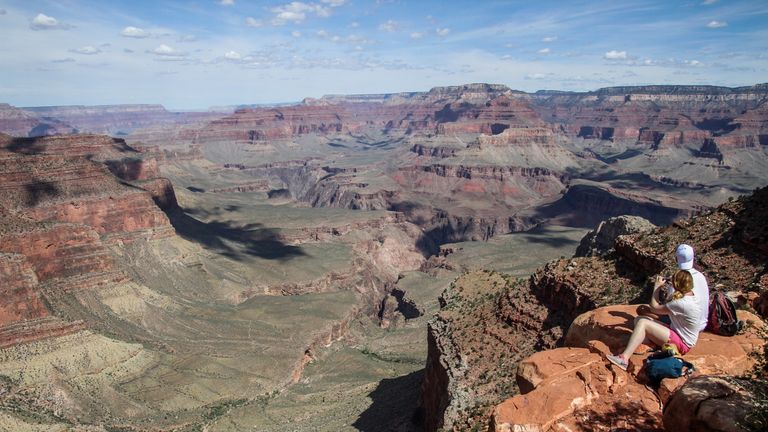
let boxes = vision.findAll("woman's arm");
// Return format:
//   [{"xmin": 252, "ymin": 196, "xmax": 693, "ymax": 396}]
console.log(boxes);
[{"xmin": 648, "ymin": 275, "xmax": 671, "ymax": 315}]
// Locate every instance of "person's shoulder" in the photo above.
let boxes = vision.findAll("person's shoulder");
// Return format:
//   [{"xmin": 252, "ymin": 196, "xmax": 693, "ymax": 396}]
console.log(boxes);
[{"xmin": 669, "ymin": 294, "xmax": 699, "ymax": 308}]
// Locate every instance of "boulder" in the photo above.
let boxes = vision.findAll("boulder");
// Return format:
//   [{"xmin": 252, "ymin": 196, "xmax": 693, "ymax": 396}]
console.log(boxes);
[
  {"xmin": 492, "ymin": 346, "xmax": 661, "ymax": 432},
  {"xmin": 565, "ymin": 305, "xmax": 765, "ymax": 375},
  {"xmin": 492, "ymin": 348, "xmax": 613, "ymax": 432},
  {"xmin": 663, "ymin": 376, "xmax": 767, "ymax": 432},
  {"xmin": 575, "ymin": 215, "xmax": 656, "ymax": 257},
  {"xmin": 491, "ymin": 305, "xmax": 767, "ymax": 431},
  {"xmin": 515, "ymin": 347, "xmax": 604, "ymax": 394}
]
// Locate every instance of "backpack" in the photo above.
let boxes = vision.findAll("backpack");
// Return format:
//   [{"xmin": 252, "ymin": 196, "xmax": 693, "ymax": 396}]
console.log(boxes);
[
  {"xmin": 706, "ymin": 292, "xmax": 745, "ymax": 336},
  {"xmin": 644, "ymin": 351, "xmax": 695, "ymax": 387}
]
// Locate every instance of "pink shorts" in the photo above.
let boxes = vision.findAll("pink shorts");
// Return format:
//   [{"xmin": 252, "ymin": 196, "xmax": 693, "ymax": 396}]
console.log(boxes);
[{"xmin": 667, "ymin": 328, "xmax": 690, "ymax": 355}]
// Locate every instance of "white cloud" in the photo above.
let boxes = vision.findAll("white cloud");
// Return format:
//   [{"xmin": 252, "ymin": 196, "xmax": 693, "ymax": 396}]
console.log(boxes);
[
  {"xmin": 702, "ymin": 0, "xmax": 717, "ymax": 4},
  {"xmin": 271, "ymin": 2, "xmax": 331, "ymax": 25},
  {"xmin": 245, "ymin": 17, "xmax": 263, "ymax": 27},
  {"xmin": 71, "ymin": 46, "xmax": 102, "ymax": 55},
  {"xmin": 436, "ymin": 27, "xmax": 450, "ymax": 37},
  {"xmin": 707, "ymin": 20, "xmax": 727, "ymax": 28},
  {"xmin": 219, "ymin": 0, "xmax": 235, "ymax": 5},
  {"xmin": 321, "ymin": 0, "xmax": 346, "ymax": 6},
  {"xmin": 292, "ymin": 31, "xmax": 302, "ymax": 38},
  {"xmin": 224, "ymin": 50, "xmax": 242, "ymax": 60},
  {"xmin": 542, "ymin": 36, "xmax": 557, "ymax": 43},
  {"xmin": 633, "ymin": 57, "xmax": 706, "ymax": 68},
  {"xmin": 410, "ymin": 32, "xmax": 425, "ymax": 39},
  {"xmin": 152, "ymin": 44, "xmax": 186, "ymax": 57},
  {"xmin": 121, "ymin": 26, "xmax": 149, "ymax": 38},
  {"xmin": 316, "ymin": 29, "xmax": 329, "ymax": 37},
  {"xmin": 378, "ymin": 20, "xmax": 399, "ymax": 32},
  {"xmin": 604, "ymin": 50, "xmax": 627, "ymax": 60},
  {"xmin": 30, "ymin": 13, "xmax": 73, "ymax": 30},
  {"xmin": 538, "ymin": 48, "xmax": 551, "ymax": 54},
  {"xmin": 525, "ymin": 73, "xmax": 550, "ymax": 80},
  {"xmin": 52, "ymin": 57, "xmax": 76, "ymax": 63}
]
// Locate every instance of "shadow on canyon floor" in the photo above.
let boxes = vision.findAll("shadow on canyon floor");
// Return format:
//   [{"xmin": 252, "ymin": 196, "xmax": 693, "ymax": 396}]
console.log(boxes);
[
  {"xmin": 166, "ymin": 208, "xmax": 307, "ymax": 261},
  {"xmin": 353, "ymin": 369, "xmax": 424, "ymax": 432},
  {"xmin": 518, "ymin": 231, "xmax": 582, "ymax": 249}
]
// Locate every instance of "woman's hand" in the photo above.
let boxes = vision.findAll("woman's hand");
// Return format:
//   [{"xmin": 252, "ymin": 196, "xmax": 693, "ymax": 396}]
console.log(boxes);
[{"xmin": 654, "ymin": 275, "xmax": 666, "ymax": 290}]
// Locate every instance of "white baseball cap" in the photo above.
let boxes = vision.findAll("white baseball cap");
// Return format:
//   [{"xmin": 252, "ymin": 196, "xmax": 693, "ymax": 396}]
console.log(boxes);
[{"xmin": 676, "ymin": 244, "xmax": 694, "ymax": 270}]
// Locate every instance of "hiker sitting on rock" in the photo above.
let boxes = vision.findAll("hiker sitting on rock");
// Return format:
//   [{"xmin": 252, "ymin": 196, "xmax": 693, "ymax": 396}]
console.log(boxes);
[
  {"xmin": 675, "ymin": 244, "xmax": 710, "ymax": 333},
  {"xmin": 607, "ymin": 270, "xmax": 701, "ymax": 371},
  {"xmin": 638, "ymin": 244, "xmax": 709, "ymax": 333}
]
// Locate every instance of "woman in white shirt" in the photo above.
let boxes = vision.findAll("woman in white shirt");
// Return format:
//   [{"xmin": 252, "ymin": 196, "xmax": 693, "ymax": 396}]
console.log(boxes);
[{"xmin": 607, "ymin": 270, "xmax": 701, "ymax": 371}]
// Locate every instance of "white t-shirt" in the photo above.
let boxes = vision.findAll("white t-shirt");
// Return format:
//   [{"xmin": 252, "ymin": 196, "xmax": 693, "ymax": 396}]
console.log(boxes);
[
  {"xmin": 666, "ymin": 295, "xmax": 701, "ymax": 348},
  {"xmin": 688, "ymin": 269, "xmax": 710, "ymax": 332},
  {"xmin": 665, "ymin": 269, "xmax": 709, "ymax": 332}
]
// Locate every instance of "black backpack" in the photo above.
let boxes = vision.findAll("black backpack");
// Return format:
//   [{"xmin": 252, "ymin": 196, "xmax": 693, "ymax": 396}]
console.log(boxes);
[{"xmin": 706, "ymin": 292, "xmax": 745, "ymax": 336}]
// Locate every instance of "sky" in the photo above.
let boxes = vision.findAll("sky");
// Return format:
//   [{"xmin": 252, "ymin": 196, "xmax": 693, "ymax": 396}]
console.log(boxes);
[{"xmin": 1, "ymin": 0, "xmax": 767, "ymax": 109}]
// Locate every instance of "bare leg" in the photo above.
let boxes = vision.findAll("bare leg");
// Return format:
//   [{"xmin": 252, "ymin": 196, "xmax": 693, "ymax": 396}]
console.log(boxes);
[{"xmin": 620, "ymin": 317, "xmax": 670, "ymax": 359}]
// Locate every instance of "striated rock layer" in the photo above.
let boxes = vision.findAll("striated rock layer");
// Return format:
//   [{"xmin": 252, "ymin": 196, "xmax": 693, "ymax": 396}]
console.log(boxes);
[
  {"xmin": 0, "ymin": 103, "xmax": 77, "ymax": 137},
  {"xmin": 0, "ymin": 134, "xmax": 181, "ymax": 351},
  {"xmin": 532, "ymin": 83, "xmax": 768, "ymax": 153}
]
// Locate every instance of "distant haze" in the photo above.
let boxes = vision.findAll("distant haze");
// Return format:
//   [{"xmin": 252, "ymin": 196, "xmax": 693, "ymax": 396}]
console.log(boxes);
[{"xmin": 1, "ymin": 0, "xmax": 766, "ymax": 109}]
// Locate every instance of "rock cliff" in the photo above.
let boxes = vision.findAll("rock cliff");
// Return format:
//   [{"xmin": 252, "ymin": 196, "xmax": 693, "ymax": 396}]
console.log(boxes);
[
  {"xmin": 21, "ymin": 104, "xmax": 219, "ymax": 136},
  {"xmin": 0, "ymin": 133, "xmax": 181, "ymax": 351},
  {"xmin": 492, "ymin": 306, "xmax": 765, "ymax": 432},
  {"xmin": 0, "ymin": 103, "xmax": 77, "ymax": 137},
  {"xmin": 531, "ymin": 84, "xmax": 768, "ymax": 154},
  {"xmin": 420, "ymin": 185, "xmax": 768, "ymax": 431}
]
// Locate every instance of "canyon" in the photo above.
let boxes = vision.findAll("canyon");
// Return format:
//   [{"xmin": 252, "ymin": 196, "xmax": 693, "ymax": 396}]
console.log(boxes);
[{"xmin": 0, "ymin": 82, "xmax": 766, "ymax": 431}]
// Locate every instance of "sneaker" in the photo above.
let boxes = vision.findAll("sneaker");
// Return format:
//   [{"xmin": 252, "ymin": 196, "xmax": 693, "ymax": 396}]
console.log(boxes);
[{"xmin": 606, "ymin": 354, "xmax": 628, "ymax": 371}]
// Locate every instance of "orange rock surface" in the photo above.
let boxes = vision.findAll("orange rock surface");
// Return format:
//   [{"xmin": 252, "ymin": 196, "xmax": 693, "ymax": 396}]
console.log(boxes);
[{"xmin": 491, "ymin": 305, "xmax": 766, "ymax": 432}]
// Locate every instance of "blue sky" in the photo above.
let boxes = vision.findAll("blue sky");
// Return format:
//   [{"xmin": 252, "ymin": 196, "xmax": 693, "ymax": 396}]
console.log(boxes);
[{"xmin": 1, "ymin": 0, "xmax": 766, "ymax": 109}]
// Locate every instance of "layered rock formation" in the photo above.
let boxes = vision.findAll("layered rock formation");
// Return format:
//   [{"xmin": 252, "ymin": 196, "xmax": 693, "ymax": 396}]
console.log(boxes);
[
  {"xmin": 157, "ymin": 83, "xmax": 768, "ymax": 252},
  {"xmin": 0, "ymin": 133, "xmax": 179, "ymax": 217},
  {"xmin": 0, "ymin": 103, "xmax": 76, "ymax": 137},
  {"xmin": 21, "ymin": 104, "xmax": 220, "ymax": 136},
  {"xmin": 532, "ymin": 84, "xmax": 768, "ymax": 152},
  {"xmin": 0, "ymin": 134, "xmax": 179, "ymax": 350}
]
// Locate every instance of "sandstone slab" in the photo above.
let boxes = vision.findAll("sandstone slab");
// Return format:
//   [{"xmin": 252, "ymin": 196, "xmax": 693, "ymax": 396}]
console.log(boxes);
[
  {"xmin": 492, "ymin": 305, "xmax": 766, "ymax": 431},
  {"xmin": 663, "ymin": 376, "xmax": 766, "ymax": 432},
  {"xmin": 515, "ymin": 347, "xmax": 604, "ymax": 395},
  {"xmin": 566, "ymin": 305, "xmax": 766, "ymax": 376},
  {"xmin": 492, "ymin": 346, "xmax": 662, "ymax": 432}
]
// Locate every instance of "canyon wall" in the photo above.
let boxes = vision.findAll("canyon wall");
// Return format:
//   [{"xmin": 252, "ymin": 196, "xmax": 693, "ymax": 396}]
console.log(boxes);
[
  {"xmin": 530, "ymin": 84, "xmax": 768, "ymax": 154},
  {"xmin": 0, "ymin": 134, "xmax": 180, "ymax": 348},
  {"xmin": 0, "ymin": 103, "xmax": 77, "ymax": 137}
]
